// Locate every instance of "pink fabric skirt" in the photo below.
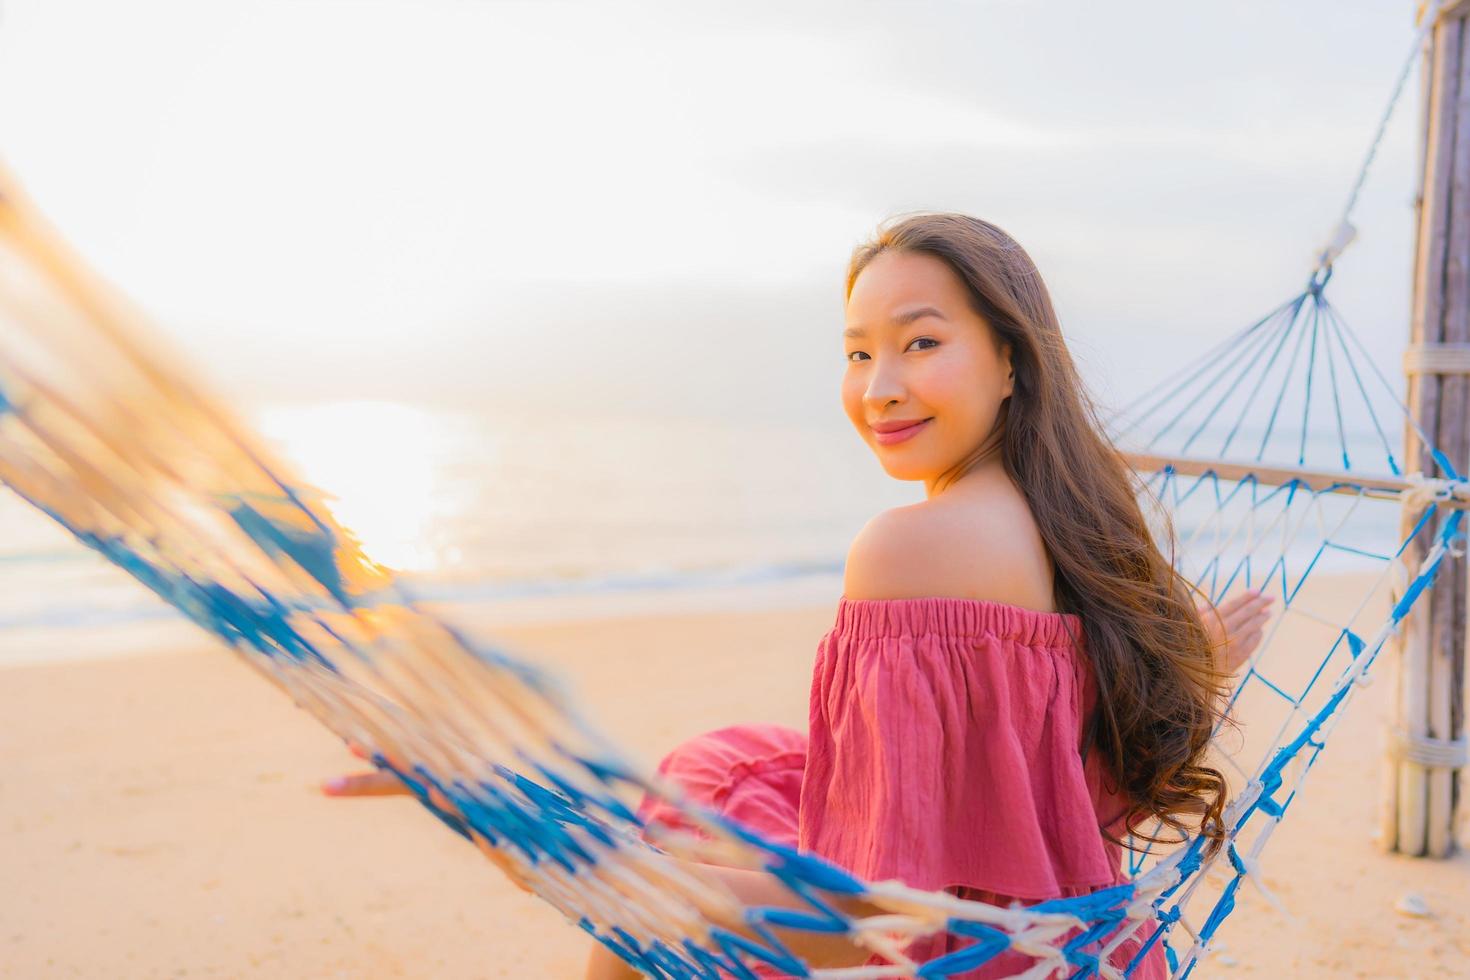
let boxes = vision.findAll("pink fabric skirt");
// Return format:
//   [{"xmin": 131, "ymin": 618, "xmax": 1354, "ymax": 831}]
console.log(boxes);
[{"xmin": 636, "ymin": 723, "xmax": 1168, "ymax": 980}]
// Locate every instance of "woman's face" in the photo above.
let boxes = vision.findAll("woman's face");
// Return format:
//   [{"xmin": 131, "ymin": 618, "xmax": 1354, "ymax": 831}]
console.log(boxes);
[{"xmin": 842, "ymin": 249, "xmax": 1013, "ymax": 491}]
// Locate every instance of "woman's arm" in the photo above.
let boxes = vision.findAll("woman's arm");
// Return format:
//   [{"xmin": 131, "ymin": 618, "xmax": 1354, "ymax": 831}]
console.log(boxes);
[
  {"xmin": 318, "ymin": 759, "xmax": 885, "ymax": 969},
  {"xmin": 682, "ymin": 858, "xmax": 887, "ymax": 968},
  {"xmin": 585, "ymin": 856, "xmax": 887, "ymax": 979}
]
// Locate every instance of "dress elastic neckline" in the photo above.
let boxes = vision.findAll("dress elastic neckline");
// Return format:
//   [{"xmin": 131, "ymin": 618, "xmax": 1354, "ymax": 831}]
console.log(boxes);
[{"xmin": 834, "ymin": 594, "xmax": 1083, "ymax": 646}]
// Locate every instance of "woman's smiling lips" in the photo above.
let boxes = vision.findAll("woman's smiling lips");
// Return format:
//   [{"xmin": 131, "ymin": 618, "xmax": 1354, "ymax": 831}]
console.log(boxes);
[{"xmin": 870, "ymin": 417, "xmax": 933, "ymax": 445}]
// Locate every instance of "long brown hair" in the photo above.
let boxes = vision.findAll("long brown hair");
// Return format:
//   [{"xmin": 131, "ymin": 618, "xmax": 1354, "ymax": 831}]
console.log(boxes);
[{"xmin": 846, "ymin": 212, "xmax": 1233, "ymax": 856}]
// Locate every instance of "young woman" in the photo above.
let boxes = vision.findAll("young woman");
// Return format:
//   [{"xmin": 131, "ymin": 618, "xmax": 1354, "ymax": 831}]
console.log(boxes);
[{"xmin": 327, "ymin": 213, "xmax": 1274, "ymax": 978}]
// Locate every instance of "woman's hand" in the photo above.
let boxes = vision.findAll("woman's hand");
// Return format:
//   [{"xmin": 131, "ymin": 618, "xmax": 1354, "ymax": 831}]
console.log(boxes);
[
  {"xmin": 319, "ymin": 742, "xmax": 411, "ymax": 797},
  {"xmin": 1198, "ymin": 589, "xmax": 1275, "ymax": 674}
]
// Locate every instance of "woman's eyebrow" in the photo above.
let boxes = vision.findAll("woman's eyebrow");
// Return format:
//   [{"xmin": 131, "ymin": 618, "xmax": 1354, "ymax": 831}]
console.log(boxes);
[
  {"xmin": 893, "ymin": 306, "xmax": 947, "ymax": 325},
  {"xmin": 844, "ymin": 306, "xmax": 948, "ymax": 338}
]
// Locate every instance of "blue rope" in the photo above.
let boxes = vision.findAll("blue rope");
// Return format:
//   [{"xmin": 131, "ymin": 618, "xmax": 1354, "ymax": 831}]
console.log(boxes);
[
  {"xmin": 1112, "ymin": 296, "xmax": 1298, "ymax": 442},
  {"xmin": 1330, "ymin": 297, "xmax": 1466, "ymax": 479},
  {"xmin": 1219, "ymin": 294, "xmax": 1309, "ymax": 459},
  {"xmin": 1297, "ymin": 300, "xmax": 1324, "ymax": 465},
  {"xmin": 1149, "ymin": 300, "xmax": 1297, "ymax": 454},
  {"xmin": 1320, "ymin": 299, "xmax": 1353, "ymax": 469},
  {"xmin": 1256, "ymin": 298, "xmax": 1317, "ymax": 462},
  {"xmin": 1323, "ymin": 304, "xmax": 1399, "ymax": 476},
  {"xmin": 1174, "ymin": 303, "xmax": 1299, "ymax": 457}
]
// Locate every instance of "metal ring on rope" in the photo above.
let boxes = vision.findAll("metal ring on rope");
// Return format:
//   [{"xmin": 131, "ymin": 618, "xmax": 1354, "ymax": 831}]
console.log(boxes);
[{"xmin": 1306, "ymin": 263, "xmax": 1334, "ymax": 296}]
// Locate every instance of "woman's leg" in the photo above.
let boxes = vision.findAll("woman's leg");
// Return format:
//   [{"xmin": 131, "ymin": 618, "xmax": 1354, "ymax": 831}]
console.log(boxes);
[
  {"xmin": 584, "ymin": 724, "xmax": 806, "ymax": 979},
  {"xmin": 583, "ymin": 942, "xmax": 643, "ymax": 980}
]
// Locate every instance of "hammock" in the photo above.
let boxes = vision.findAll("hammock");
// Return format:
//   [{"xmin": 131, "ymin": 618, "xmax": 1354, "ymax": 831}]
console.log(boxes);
[{"xmin": 2, "ymin": 15, "xmax": 1467, "ymax": 980}]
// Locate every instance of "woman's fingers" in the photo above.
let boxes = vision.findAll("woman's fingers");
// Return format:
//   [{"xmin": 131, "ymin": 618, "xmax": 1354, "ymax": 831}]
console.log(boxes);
[
  {"xmin": 1220, "ymin": 590, "xmax": 1273, "ymax": 623},
  {"xmin": 1227, "ymin": 615, "xmax": 1272, "ymax": 668},
  {"xmin": 321, "ymin": 769, "xmax": 410, "ymax": 797},
  {"xmin": 1232, "ymin": 627, "xmax": 1264, "ymax": 663},
  {"xmin": 1216, "ymin": 592, "xmax": 1275, "ymax": 635},
  {"xmin": 1196, "ymin": 598, "xmax": 1227, "ymax": 638},
  {"xmin": 1215, "ymin": 592, "xmax": 1252, "ymax": 616},
  {"xmin": 1197, "ymin": 590, "xmax": 1276, "ymax": 674}
]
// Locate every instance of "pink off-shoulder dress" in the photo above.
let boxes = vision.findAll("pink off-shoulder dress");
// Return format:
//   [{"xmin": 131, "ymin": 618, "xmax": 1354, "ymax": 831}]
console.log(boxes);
[{"xmin": 635, "ymin": 596, "xmax": 1169, "ymax": 979}]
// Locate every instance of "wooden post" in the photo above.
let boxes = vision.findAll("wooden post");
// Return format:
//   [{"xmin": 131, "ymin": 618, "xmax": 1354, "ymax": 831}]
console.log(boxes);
[{"xmin": 1384, "ymin": 1, "xmax": 1470, "ymax": 859}]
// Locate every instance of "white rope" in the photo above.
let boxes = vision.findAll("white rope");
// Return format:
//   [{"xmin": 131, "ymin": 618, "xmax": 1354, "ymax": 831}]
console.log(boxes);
[
  {"xmin": 1313, "ymin": 221, "xmax": 1358, "ymax": 271},
  {"xmin": 1316, "ymin": 0, "xmax": 1451, "ymax": 271}
]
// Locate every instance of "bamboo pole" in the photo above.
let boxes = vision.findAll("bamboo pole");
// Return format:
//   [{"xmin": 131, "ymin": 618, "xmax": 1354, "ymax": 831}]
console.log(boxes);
[
  {"xmin": 1120, "ymin": 451, "xmax": 1470, "ymax": 508},
  {"xmin": 1384, "ymin": 3, "xmax": 1470, "ymax": 859}
]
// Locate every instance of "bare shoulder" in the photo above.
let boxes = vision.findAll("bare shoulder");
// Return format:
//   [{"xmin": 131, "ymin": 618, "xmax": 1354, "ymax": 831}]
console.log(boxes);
[{"xmin": 842, "ymin": 479, "xmax": 1055, "ymax": 610}]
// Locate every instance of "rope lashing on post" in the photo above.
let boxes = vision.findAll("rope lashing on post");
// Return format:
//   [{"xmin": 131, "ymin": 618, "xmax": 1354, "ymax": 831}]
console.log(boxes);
[
  {"xmin": 1387, "ymin": 727, "xmax": 1470, "ymax": 770},
  {"xmin": 1403, "ymin": 343, "xmax": 1470, "ymax": 374}
]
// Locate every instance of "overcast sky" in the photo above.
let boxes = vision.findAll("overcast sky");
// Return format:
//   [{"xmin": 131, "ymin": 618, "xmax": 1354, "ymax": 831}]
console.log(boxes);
[{"xmin": 0, "ymin": 0, "xmax": 1430, "ymax": 425}]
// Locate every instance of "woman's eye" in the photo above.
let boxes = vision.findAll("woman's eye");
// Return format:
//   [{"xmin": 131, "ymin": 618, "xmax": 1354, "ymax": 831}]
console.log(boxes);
[
  {"xmin": 907, "ymin": 337, "xmax": 939, "ymax": 352},
  {"xmin": 846, "ymin": 351, "xmax": 870, "ymax": 362}
]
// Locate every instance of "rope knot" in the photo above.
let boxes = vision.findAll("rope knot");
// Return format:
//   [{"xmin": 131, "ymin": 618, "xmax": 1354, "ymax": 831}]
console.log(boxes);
[{"xmin": 1400, "ymin": 472, "xmax": 1453, "ymax": 514}]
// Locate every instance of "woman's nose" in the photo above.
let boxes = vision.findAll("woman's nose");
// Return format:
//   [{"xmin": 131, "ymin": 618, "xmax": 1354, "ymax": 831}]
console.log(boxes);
[{"xmin": 863, "ymin": 357, "xmax": 905, "ymax": 410}]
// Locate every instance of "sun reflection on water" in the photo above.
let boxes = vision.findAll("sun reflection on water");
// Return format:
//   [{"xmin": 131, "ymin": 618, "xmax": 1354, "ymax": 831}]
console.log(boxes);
[{"xmin": 253, "ymin": 400, "xmax": 481, "ymax": 574}]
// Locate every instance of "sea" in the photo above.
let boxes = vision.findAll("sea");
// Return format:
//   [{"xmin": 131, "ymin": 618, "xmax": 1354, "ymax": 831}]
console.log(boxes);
[
  {"xmin": 0, "ymin": 400, "xmax": 1414, "ymax": 668},
  {"xmin": 0, "ymin": 402, "xmax": 917, "ymax": 666}
]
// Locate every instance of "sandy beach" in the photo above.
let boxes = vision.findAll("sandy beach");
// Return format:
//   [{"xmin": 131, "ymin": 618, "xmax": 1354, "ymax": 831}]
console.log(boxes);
[{"xmin": 3, "ymin": 575, "xmax": 1468, "ymax": 979}]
